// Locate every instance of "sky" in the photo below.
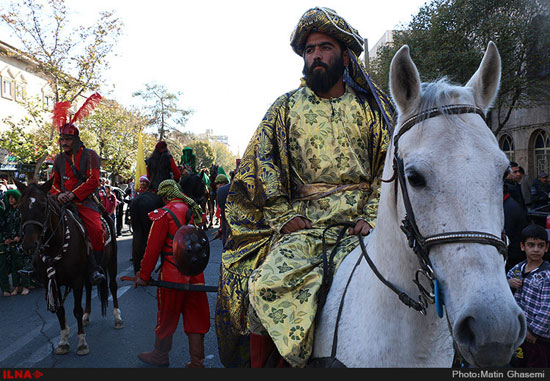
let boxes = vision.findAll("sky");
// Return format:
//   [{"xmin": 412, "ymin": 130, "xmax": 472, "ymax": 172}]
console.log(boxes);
[{"xmin": 2, "ymin": 0, "xmax": 429, "ymax": 156}]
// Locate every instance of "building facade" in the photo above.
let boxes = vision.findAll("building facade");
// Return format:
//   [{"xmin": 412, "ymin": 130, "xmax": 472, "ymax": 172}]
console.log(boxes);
[
  {"xmin": 0, "ymin": 40, "xmax": 55, "ymax": 133},
  {"xmin": 496, "ymin": 105, "xmax": 550, "ymax": 178}
]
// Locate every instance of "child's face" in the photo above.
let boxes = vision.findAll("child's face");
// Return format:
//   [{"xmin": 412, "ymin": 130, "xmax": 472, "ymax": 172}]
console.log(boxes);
[{"xmin": 521, "ymin": 237, "xmax": 549, "ymax": 262}]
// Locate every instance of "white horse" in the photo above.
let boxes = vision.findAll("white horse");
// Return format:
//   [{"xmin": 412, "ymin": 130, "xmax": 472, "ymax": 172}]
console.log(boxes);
[{"xmin": 312, "ymin": 42, "xmax": 526, "ymax": 367}]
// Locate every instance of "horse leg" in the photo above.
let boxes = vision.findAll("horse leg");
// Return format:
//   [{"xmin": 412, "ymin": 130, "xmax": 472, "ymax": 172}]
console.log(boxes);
[
  {"xmin": 82, "ymin": 281, "xmax": 92, "ymax": 326},
  {"xmin": 55, "ymin": 307, "xmax": 70, "ymax": 355},
  {"xmin": 73, "ymin": 285, "xmax": 89, "ymax": 356},
  {"xmin": 108, "ymin": 250, "xmax": 123, "ymax": 329}
]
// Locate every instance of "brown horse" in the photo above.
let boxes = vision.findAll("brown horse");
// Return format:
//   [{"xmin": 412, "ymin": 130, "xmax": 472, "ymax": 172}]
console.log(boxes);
[{"xmin": 15, "ymin": 178, "xmax": 122, "ymax": 356}]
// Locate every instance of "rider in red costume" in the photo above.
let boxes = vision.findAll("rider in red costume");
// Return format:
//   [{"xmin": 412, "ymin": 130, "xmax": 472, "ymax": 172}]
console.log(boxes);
[
  {"xmin": 46, "ymin": 94, "xmax": 106, "ymax": 285},
  {"xmin": 136, "ymin": 179, "xmax": 210, "ymax": 367},
  {"xmin": 50, "ymin": 123, "xmax": 106, "ymax": 285}
]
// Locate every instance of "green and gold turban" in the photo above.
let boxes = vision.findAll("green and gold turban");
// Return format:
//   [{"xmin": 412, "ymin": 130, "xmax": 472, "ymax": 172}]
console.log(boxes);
[
  {"xmin": 290, "ymin": 7, "xmax": 395, "ymax": 134},
  {"xmin": 157, "ymin": 179, "xmax": 203, "ymax": 223},
  {"xmin": 290, "ymin": 7, "xmax": 364, "ymax": 57}
]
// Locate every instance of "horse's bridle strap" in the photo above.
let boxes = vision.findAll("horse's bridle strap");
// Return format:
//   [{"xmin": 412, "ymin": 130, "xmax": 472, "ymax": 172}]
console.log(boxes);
[
  {"xmin": 389, "ymin": 103, "xmax": 507, "ymax": 316},
  {"xmin": 394, "ymin": 104, "xmax": 486, "ymax": 147},
  {"xmin": 424, "ymin": 231, "xmax": 508, "ymax": 258}
]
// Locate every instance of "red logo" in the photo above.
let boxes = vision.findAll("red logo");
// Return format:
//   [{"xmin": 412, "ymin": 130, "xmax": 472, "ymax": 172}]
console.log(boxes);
[{"xmin": 1, "ymin": 370, "xmax": 43, "ymax": 379}]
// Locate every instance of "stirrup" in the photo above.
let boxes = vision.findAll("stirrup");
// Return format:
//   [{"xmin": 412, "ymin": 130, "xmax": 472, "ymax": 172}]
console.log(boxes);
[
  {"xmin": 18, "ymin": 269, "xmax": 34, "ymax": 278},
  {"xmin": 90, "ymin": 271, "xmax": 106, "ymax": 285}
]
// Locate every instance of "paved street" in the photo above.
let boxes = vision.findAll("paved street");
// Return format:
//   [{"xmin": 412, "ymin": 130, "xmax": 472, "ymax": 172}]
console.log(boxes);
[{"xmin": 0, "ymin": 224, "xmax": 225, "ymax": 368}]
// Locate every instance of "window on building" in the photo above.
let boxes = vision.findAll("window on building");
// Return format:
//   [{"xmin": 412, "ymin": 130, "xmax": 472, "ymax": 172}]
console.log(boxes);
[
  {"xmin": 15, "ymin": 82, "xmax": 26, "ymax": 102},
  {"xmin": 1, "ymin": 77, "xmax": 14, "ymax": 99},
  {"xmin": 534, "ymin": 130, "xmax": 550, "ymax": 176},
  {"xmin": 500, "ymin": 135, "xmax": 515, "ymax": 162}
]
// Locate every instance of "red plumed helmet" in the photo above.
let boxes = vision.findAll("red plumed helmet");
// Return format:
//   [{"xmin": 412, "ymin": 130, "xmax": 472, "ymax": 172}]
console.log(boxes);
[
  {"xmin": 52, "ymin": 92, "xmax": 102, "ymax": 134},
  {"xmin": 59, "ymin": 123, "xmax": 79, "ymax": 136}
]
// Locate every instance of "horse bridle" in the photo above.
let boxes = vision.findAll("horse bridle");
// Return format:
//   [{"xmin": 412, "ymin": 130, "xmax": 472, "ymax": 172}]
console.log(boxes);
[
  {"xmin": 21, "ymin": 196, "xmax": 54, "ymax": 257},
  {"xmin": 392, "ymin": 104, "xmax": 508, "ymax": 315}
]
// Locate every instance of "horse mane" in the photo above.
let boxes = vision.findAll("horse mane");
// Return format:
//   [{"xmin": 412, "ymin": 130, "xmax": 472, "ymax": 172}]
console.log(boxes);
[
  {"xmin": 402, "ymin": 77, "xmax": 477, "ymax": 132},
  {"xmin": 418, "ymin": 77, "xmax": 472, "ymax": 112}
]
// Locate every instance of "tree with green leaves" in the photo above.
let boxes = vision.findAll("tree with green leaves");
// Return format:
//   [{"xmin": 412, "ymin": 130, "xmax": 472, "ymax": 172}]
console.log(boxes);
[
  {"xmin": 132, "ymin": 82, "xmax": 193, "ymax": 141},
  {"xmin": 211, "ymin": 141, "xmax": 237, "ymax": 175},
  {"xmin": 1, "ymin": 96, "xmax": 58, "ymax": 180},
  {"xmin": 370, "ymin": 0, "xmax": 550, "ymax": 135},
  {"xmin": 187, "ymin": 140, "xmax": 215, "ymax": 171},
  {"xmin": 1, "ymin": 0, "xmax": 123, "ymax": 177},
  {"xmin": 1, "ymin": 0, "xmax": 123, "ymax": 105},
  {"xmin": 80, "ymin": 100, "xmax": 149, "ymax": 182}
]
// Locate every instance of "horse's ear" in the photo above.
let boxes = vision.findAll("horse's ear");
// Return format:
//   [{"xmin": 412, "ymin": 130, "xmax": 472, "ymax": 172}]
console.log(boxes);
[
  {"xmin": 389, "ymin": 45, "xmax": 421, "ymax": 116},
  {"xmin": 14, "ymin": 178, "xmax": 26, "ymax": 194},
  {"xmin": 465, "ymin": 41, "xmax": 501, "ymax": 113},
  {"xmin": 40, "ymin": 177, "xmax": 54, "ymax": 193}
]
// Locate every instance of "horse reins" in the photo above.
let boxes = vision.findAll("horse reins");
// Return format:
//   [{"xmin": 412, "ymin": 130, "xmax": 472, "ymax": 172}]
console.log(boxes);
[{"xmin": 21, "ymin": 196, "xmax": 72, "ymax": 312}]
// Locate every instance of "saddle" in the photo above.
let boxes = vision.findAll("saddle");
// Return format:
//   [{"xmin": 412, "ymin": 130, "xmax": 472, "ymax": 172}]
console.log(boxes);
[{"xmin": 64, "ymin": 206, "xmax": 111, "ymax": 253}]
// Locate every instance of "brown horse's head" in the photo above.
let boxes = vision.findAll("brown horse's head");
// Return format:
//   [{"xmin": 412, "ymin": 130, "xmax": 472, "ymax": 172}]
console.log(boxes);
[{"xmin": 15, "ymin": 178, "xmax": 53, "ymax": 253}]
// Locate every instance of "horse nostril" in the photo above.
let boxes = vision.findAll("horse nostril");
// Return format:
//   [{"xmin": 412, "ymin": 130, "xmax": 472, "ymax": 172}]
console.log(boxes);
[{"xmin": 455, "ymin": 315, "xmax": 476, "ymax": 348}]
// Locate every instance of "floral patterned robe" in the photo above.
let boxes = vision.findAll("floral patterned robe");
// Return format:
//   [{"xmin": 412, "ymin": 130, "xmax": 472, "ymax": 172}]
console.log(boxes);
[{"xmin": 215, "ymin": 84, "xmax": 391, "ymax": 367}]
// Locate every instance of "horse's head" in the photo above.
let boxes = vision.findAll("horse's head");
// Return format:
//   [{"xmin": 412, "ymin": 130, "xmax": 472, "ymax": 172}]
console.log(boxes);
[
  {"xmin": 15, "ymin": 178, "xmax": 53, "ymax": 254},
  {"xmin": 388, "ymin": 42, "xmax": 526, "ymax": 367}
]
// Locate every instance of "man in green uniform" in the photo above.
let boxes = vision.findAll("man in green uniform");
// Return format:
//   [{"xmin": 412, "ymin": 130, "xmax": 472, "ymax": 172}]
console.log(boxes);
[
  {"xmin": 0, "ymin": 189, "xmax": 30, "ymax": 296},
  {"xmin": 215, "ymin": 7, "xmax": 394, "ymax": 367}
]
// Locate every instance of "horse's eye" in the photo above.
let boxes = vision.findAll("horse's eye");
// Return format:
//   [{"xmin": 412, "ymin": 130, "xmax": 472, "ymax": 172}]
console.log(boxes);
[{"xmin": 407, "ymin": 170, "xmax": 426, "ymax": 188}]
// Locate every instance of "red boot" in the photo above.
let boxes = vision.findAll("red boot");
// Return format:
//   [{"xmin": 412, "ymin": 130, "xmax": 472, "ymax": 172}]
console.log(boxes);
[
  {"xmin": 250, "ymin": 333, "xmax": 289, "ymax": 368},
  {"xmin": 185, "ymin": 333, "xmax": 205, "ymax": 368},
  {"xmin": 138, "ymin": 335, "xmax": 172, "ymax": 367}
]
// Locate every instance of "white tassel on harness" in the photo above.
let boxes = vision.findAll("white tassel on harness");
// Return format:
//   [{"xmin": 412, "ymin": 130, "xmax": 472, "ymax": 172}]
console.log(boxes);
[{"xmin": 43, "ymin": 254, "xmax": 63, "ymax": 313}]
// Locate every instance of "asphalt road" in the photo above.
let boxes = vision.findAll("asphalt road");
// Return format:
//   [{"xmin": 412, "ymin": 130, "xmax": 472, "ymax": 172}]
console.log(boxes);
[{"xmin": 0, "ymin": 224, "xmax": 225, "ymax": 369}]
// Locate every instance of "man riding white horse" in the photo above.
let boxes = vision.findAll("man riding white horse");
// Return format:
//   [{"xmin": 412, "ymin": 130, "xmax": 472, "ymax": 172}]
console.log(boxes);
[{"xmin": 215, "ymin": 7, "xmax": 394, "ymax": 368}]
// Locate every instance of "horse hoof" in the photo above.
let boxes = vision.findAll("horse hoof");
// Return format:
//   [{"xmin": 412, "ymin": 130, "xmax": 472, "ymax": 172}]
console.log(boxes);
[
  {"xmin": 82, "ymin": 315, "xmax": 90, "ymax": 326},
  {"xmin": 55, "ymin": 344, "xmax": 70, "ymax": 355},
  {"xmin": 77, "ymin": 345, "xmax": 89, "ymax": 356},
  {"xmin": 114, "ymin": 320, "xmax": 124, "ymax": 329}
]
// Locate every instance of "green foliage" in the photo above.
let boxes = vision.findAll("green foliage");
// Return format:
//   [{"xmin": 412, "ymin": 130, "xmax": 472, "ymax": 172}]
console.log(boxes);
[
  {"xmin": 187, "ymin": 140, "xmax": 216, "ymax": 171},
  {"xmin": 369, "ymin": 0, "xmax": 550, "ymax": 135},
  {"xmin": 211, "ymin": 141, "xmax": 237, "ymax": 174},
  {"xmin": 0, "ymin": 96, "xmax": 58, "ymax": 178},
  {"xmin": 80, "ymin": 100, "xmax": 149, "ymax": 181}
]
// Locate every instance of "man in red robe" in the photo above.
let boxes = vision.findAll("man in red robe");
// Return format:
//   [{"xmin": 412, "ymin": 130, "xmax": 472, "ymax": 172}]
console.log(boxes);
[
  {"xmin": 135, "ymin": 179, "xmax": 210, "ymax": 367},
  {"xmin": 50, "ymin": 123, "xmax": 105, "ymax": 285}
]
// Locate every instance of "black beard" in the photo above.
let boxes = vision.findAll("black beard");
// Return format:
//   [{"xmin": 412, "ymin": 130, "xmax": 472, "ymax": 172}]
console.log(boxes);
[{"xmin": 303, "ymin": 54, "xmax": 345, "ymax": 94}]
